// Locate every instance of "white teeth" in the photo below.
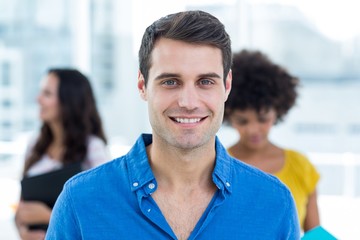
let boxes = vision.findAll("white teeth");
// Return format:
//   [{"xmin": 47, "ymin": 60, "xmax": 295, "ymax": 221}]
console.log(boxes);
[{"xmin": 175, "ymin": 118, "xmax": 201, "ymax": 123}]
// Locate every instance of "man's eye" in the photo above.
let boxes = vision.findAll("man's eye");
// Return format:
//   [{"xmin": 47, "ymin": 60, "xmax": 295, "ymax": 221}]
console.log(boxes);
[
  {"xmin": 199, "ymin": 79, "xmax": 213, "ymax": 85},
  {"xmin": 162, "ymin": 80, "xmax": 177, "ymax": 86}
]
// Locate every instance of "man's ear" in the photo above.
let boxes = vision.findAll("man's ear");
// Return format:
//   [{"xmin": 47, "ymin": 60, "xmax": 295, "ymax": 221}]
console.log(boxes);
[
  {"xmin": 224, "ymin": 69, "xmax": 232, "ymax": 101},
  {"xmin": 138, "ymin": 71, "xmax": 147, "ymax": 101}
]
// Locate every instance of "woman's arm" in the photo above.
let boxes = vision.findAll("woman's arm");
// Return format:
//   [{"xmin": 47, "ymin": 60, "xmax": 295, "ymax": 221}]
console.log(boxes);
[{"xmin": 303, "ymin": 189, "xmax": 320, "ymax": 232}]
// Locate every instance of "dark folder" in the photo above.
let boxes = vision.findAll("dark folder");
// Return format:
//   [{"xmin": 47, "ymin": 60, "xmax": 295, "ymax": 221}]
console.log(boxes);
[
  {"xmin": 20, "ymin": 162, "xmax": 82, "ymax": 231},
  {"xmin": 21, "ymin": 162, "xmax": 82, "ymax": 208}
]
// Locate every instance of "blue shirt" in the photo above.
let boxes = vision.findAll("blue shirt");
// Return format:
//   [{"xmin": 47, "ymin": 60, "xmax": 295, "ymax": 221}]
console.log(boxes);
[{"xmin": 46, "ymin": 134, "xmax": 300, "ymax": 239}]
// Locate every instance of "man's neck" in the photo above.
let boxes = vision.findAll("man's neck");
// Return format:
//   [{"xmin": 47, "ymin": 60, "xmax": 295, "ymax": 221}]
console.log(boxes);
[
  {"xmin": 147, "ymin": 137, "xmax": 218, "ymax": 240},
  {"xmin": 146, "ymin": 139, "xmax": 216, "ymax": 190}
]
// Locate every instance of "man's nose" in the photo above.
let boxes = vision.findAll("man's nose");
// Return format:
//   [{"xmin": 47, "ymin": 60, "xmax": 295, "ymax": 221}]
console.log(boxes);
[{"xmin": 178, "ymin": 85, "xmax": 199, "ymax": 110}]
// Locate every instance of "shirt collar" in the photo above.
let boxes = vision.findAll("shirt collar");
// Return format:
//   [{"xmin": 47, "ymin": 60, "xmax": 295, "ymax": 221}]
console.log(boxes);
[
  {"xmin": 126, "ymin": 134, "xmax": 233, "ymax": 194},
  {"xmin": 126, "ymin": 134, "xmax": 155, "ymax": 191},
  {"xmin": 213, "ymin": 136, "xmax": 233, "ymax": 193}
]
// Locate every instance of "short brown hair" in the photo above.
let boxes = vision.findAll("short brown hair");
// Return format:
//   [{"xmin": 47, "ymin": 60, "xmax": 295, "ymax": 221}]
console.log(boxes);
[{"xmin": 138, "ymin": 10, "xmax": 232, "ymax": 86}]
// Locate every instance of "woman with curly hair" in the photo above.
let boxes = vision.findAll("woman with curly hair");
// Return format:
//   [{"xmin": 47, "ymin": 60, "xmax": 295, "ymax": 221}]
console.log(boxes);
[
  {"xmin": 224, "ymin": 50, "xmax": 320, "ymax": 232},
  {"xmin": 15, "ymin": 68, "xmax": 110, "ymax": 240}
]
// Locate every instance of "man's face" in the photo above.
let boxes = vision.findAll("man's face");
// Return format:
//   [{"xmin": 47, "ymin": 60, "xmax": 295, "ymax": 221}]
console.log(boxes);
[{"xmin": 138, "ymin": 38, "xmax": 232, "ymax": 150}]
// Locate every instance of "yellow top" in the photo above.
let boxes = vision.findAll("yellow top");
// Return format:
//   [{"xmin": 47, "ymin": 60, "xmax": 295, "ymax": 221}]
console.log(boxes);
[
  {"xmin": 227, "ymin": 148, "xmax": 320, "ymax": 230},
  {"xmin": 274, "ymin": 149, "xmax": 320, "ymax": 230}
]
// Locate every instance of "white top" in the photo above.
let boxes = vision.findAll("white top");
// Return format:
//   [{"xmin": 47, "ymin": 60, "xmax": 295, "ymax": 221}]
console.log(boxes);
[{"xmin": 25, "ymin": 135, "xmax": 110, "ymax": 177}]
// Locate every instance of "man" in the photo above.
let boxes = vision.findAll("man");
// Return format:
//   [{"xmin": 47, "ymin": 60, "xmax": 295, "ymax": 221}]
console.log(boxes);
[{"xmin": 46, "ymin": 10, "xmax": 300, "ymax": 239}]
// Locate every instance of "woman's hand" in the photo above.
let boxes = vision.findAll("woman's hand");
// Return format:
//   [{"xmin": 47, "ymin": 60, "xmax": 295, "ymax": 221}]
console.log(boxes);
[
  {"xmin": 16, "ymin": 201, "xmax": 52, "ymax": 225},
  {"xmin": 15, "ymin": 201, "xmax": 51, "ymax": 240},
  {"xmin": 18, "ymin": 225, "xmax": 46, "ymax": 240}
]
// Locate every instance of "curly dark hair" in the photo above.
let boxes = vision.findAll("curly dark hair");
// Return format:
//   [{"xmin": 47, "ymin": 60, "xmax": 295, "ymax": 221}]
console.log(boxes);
[
  {"xmin": 23, "ymin": 68, "xmax": 107, "ymax": 175},
  {"xmin": 139, "ymin": 10, "xmax": 232, "ymax": 86},
  {"xmin": 224, "ymin": 50, "xmax": 299, "ymax": 124}
]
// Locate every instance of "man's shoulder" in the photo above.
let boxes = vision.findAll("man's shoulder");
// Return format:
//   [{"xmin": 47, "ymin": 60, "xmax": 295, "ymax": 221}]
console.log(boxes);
[
  {"xmin": 66, "ymin": 155, "xmax": 126, "ymax": 189},
  {"xmin": 231, "ymin": 158, "xmax": 291, "ymax": 195}
]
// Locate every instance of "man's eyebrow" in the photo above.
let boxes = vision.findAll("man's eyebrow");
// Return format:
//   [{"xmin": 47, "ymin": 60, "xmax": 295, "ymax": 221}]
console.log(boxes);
[
  {"xmin": 154, "ymin": 72, "xmax": 222, "ymax": 81},
  {"xmin": 198, "ymin": 72, "xmax": 222, "ymax": 79},
  {"xmin": 154, "ymin": 73, "xmax": 180, "ymax": 81}
]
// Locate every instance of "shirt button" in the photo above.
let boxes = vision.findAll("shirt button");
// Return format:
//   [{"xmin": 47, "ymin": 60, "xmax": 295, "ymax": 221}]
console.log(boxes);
[
  {"xmin": 133, "ymin": 182, "xmax": 139, "ymax": 187},
  {"xmin": 226, "ymin": 182, "xmax": 231, "ymax": 187},
  {"xmin": 148, "ymin": 183, "xmax": 155, "ymax": 189}
]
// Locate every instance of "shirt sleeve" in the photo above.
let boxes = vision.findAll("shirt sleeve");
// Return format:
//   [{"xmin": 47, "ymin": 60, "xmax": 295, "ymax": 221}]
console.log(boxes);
[
  {"xmin": 301, "ymin": 154, "xmax": 320, "ymax": 195},
  {"xmin": 287, "ymin": 150, "xmax": 320, "ymax": 195},
  {"xmin": 85, "ymin": 136, "xmax": 111, "ymax": 169},
  {"xmin": 46, "ymin": 185, "xmax": 81, "ymax": 239}
]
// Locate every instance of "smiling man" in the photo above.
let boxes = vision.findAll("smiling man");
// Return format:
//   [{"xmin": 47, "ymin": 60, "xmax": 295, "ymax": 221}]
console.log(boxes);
[
  {"xmin": 46, "ymin": 10, "xmax": 300, "ymax": 240},
  {"xmin": 139, "ymin": 37, "xmax": 227, "ymax": 152}
]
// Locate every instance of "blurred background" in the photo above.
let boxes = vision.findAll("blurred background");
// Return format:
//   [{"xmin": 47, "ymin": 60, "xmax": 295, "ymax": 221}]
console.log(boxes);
[{"xmin": 0, "ymin": 0, "xmax": 359, "ymax": 239}]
